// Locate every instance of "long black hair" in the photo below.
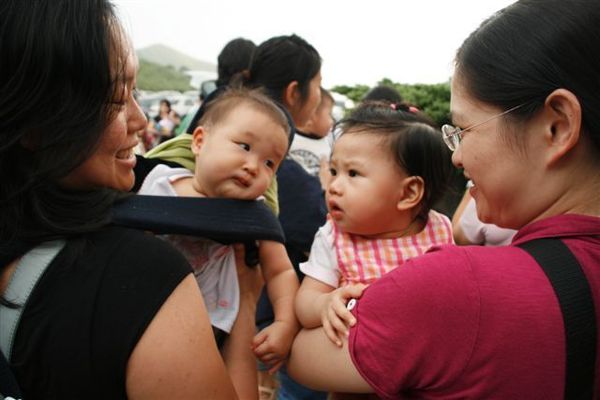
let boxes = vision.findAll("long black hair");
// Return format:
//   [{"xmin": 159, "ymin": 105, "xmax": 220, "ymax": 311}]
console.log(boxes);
[
  {"xmin": 456, "ymin": 0, "xmax": 600, "ymax": 153},
  {"xmin": 0, "ymin": 1, "xmax": 127, "ymax": 252}
]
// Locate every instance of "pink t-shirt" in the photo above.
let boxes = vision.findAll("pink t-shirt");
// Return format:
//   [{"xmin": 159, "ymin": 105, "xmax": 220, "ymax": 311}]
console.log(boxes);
[{"xmin": 348, "ymin": 214, "xmax": 600, "ymax": 399}]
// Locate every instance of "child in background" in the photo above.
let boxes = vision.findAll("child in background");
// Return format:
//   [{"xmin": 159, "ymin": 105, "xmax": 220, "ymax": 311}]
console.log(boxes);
[
  {"xmin": 289, "ymin": 87, "xmax": 335, "ymax": 187},
  {"xmin": 295, "ymin": 101, "xmax": 454, "ymax": 346},
  {"xmin": 452, "ymin": 183, "xmax": 517, "ymax": 246},
  {"xmin": 139, "ymin": 88, "xmax": 299, "ymax": 398},
  {"xmin": 147, "ymin": 98, "xmax": 181, "ymax": 145}
]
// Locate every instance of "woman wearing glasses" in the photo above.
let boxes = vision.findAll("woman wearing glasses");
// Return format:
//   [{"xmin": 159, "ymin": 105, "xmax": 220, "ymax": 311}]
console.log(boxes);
[{"xmin": 287, "ymin": 0, "xmax": 600, "ymax": 398}]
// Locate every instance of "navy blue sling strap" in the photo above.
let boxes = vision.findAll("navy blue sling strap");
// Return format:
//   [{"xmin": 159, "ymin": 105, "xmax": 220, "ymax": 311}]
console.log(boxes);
[
  {"xmin": 112, "ymin": 195, "xmax": 285, "ymax": 268},
  {"xmin": 518, "ymin": 238, "xmax": 597, "ymax": 400},
  {"xmin": 111, "ymin": 195, "xmax": 285, "ymax": 244}
]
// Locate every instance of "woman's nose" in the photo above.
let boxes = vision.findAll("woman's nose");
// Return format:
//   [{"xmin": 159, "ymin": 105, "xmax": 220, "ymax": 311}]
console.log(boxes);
[
  {"xmin": 129, "ymin": 97, "xmax": 148, "ymax": 134},
  {"xmin": 451, "ymin": 145, "xmax": 463, "ymax": 169}
]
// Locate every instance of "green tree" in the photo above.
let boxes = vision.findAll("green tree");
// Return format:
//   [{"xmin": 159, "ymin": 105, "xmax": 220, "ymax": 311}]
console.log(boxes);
[
  {"xmin": 331, "ymin": 84, "xmax": 370, "ymax": 104},
  {"xmin": 332, "ymin": 78, "xmax": 451, "ymax": 127}
]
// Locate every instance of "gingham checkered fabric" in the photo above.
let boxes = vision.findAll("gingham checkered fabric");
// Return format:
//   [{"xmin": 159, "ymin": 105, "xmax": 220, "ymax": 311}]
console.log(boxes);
[{"xmin": 333, "ymin": 210, "xmax": 453, "ymax": 286}]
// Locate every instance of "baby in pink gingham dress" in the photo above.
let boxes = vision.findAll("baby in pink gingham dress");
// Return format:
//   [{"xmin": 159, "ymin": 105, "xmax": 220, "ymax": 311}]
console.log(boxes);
[{"xmin": 295, "ymin": 101, "xmax": 455, "ymax": 346}]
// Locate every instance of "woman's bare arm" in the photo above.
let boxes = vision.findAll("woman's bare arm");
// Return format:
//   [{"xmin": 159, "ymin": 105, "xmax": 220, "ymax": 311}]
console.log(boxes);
[
  {"xmin": 126, "ymin": 273, "xmax": 238, "ymax": 400},
  {"xmin": 287, "ymin": 327, "xmax": 373, "ymax": 394}
]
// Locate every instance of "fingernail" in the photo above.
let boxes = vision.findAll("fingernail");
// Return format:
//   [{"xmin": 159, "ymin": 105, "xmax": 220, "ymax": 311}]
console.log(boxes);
[{"xmin": 347, "ymin": 298, "xmax": 357, "ymax": 310}]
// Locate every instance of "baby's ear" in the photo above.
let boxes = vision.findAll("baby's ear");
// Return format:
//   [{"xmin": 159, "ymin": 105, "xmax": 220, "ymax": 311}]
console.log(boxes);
[
  {"xmin": 191, "ymin": 126, "xmax": 206, "ymax": 155},
  {"xmin": 396, "ymin": 176, "xmax": 424, "ymax": 212}
]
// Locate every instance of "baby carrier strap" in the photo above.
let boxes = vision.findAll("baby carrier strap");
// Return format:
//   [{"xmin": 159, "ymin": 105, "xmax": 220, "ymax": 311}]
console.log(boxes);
[
  {"xmin": 0, "ymin": 240, "xmax": 66, "ymax": 399},
  {"xmin": 518, "ymin": 238, "xmax": 596, "ymax": 399},
  {"xmin": 111, "ymin": 195, "xmax": 285, "ymax": 244}
]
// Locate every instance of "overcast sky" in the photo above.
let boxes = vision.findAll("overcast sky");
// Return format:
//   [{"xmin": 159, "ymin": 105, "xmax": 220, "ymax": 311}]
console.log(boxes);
[{"xmin": 113, "ymin": 0, "xmax": 515, "ymax": 88}]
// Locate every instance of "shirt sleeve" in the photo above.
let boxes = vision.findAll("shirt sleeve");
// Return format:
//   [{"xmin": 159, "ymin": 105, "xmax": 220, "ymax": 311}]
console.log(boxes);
[
  {"xmin": 299, "ymin": 220, "xmax": 340, "ymax": 288},
  {"xmin": 459, "ymin": 197, "xmax": 516, "ymax": 246},
  {"xmin": 347, "ymin": 245, "xmax": 480, "ymax": 398},
  {"xmin": 459, "ymin": 197, "xmax": 486, "ymax": 244}
]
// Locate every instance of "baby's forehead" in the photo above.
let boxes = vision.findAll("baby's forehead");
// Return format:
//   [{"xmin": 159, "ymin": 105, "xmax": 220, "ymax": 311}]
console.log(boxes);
[
  {"xmin": 250, "ymin": 107, "xmax": 291, "ymax": 149},
  {"xmin": 333, "ymin": 131, "xmax": 389, "ymax": 156},
  {"xmin": 226, "ymin": 100, "xmax": 288, "ymax": 129},
  {"xmin": 336, "ymin": 129, "xmax": 384, "ymax": 145}
]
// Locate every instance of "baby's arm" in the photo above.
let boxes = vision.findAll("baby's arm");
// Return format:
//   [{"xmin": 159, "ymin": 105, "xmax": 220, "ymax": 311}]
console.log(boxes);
[
  {"xmin": 296, "ymin": 276, "xmax": 366, "ymax": 347},
  {"xmin": 221, "ymin": 244, "xmax": 263, "ymax": 400},
  {"xmin": 252, "ymin": 240, "xmax": 300, "ymax": 373}
]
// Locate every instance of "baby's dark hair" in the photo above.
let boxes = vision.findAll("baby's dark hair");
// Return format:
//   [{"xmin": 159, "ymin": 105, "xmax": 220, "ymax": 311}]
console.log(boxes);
[
  {"xmin": 337, "ymin": 101, "xmax": 452, "ymax": 220},
  {"xmin": 198, "ymin": 87, "xmax": 291, "ymax": 144}
]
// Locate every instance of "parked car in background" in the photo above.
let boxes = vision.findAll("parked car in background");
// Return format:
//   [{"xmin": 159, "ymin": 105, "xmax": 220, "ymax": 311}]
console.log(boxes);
[
  {"xmin": 138, "ymin": 90, "xmax": 199, "ymax": 120},
  {"xmin": 168, "ymin": 94, "xmax": 197, "ymax": 117},
  {"xmin": 330, "ymin": 91, "xmax": 355, "ymax": 121}
]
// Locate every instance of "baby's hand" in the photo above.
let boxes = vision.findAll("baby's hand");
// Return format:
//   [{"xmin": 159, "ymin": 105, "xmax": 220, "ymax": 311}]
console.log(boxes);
[
  {"xmin": 320, "ymin": 284, "xmax": 366, "ymax": 347},
  {"xmin": 252, "ymin": 320, "xmax": 297, "ymax": 374}
]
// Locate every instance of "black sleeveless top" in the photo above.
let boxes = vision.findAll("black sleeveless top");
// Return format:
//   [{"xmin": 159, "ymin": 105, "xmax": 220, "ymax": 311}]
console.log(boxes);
[{"xmin": 10, "ymin": 226, "xmax": 191, "ymax": 399}]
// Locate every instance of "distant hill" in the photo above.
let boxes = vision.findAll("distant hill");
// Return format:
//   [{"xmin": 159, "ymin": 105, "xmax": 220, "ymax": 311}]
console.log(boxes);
[
  {"xmin": 137, "ymin": 44, "xmax": 216, "ymax": 72},
  {"xmin": 137, "ymin": 59, "xmax": 193, "ymax": 91}
]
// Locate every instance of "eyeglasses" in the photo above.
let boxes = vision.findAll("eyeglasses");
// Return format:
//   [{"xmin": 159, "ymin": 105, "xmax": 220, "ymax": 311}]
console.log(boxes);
[{"xmin": 441, "ymin": 103, "xmax": 525, "ymax": 151}]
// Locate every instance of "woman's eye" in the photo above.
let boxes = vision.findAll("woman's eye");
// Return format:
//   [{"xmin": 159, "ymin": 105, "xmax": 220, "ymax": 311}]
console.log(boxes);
[
  {"xmin": 329, "ymin": 168, "xmax": 337, "ymax": 176},
  {"xmin": 110, "ymin": 100, "xmax": 126, "ymax": 110},
  {"xmin": 238, "ymin": 143, "xmax": 250, "ymax": 151},
  {"xmin": 111, "ymin": 87, "xmax": 137, "ymax": 109},
  {"xmin": 348, "ymin": 169, "xmax": 358, "ymax": 177}
]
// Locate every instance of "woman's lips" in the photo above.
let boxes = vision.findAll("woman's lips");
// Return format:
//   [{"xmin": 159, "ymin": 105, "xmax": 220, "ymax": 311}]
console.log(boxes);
[
  {"xmin": 116, "ymin": 148, "xmax": 134, "ymax": 160},
  {"xmin": 115, "ymin": 145, "xmax": 137, "ymax": 168}
]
